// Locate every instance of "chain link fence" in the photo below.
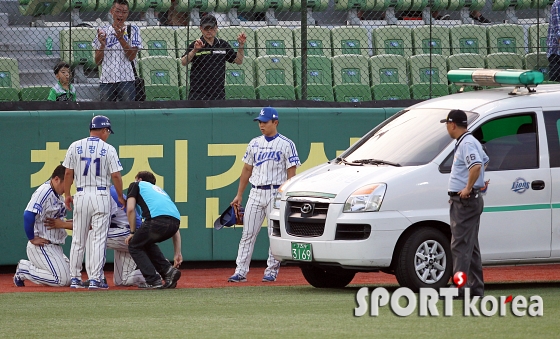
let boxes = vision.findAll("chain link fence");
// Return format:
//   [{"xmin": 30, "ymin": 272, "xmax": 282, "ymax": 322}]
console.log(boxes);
[{"xmin": 0, "ymin": 0, "xmax": 554, "ymax": 102}]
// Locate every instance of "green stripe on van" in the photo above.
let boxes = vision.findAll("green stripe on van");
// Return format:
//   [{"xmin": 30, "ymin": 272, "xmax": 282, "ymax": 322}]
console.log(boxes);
[{"xmin": 484, "ymin": 204, "xmax": 551, "ymax": 212}]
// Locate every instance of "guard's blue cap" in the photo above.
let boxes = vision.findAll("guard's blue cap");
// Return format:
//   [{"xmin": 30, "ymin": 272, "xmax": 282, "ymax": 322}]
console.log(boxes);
[
  {"xmin": 254, "ymin": 107, "xmax": 279, "ymax": 122},
  {"xmin": 214, "ymin": 206, "xmax": 237, "ymax": 230}
]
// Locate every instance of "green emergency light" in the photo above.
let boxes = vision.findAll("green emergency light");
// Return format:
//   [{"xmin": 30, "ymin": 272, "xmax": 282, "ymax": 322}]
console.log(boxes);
[{"xmin": 447, "ymin": 69, "xmax": 544, "ymax": 94}]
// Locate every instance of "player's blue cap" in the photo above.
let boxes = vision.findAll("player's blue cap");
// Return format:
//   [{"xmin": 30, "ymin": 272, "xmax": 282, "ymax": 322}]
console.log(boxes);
[
  {"xmin": 254, "ymin": 107, "xmax": 279, "ymax": 122},
  {"xmin": 214, "ymin": 206, "xmax": 237, "ymax": 230}
]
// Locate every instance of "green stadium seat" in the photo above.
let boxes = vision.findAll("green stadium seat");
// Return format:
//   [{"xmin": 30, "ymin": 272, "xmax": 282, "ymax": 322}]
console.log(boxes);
[
  {"xmin": 0, "ymin": 57, "xmax": 20, "ymax": 102},
  {"xmin": 332, "ymin": 55, "xmax": 372, "ymax": 102},
  {"xmin": 293, "ymin": 56, "xmax": 334, "ymax": 101},
  {"xmin": 450, "ymin": 25, "xmax": 488, "ymax": 56},
  {"xmin": 291, "ymin": 0, "xmax": 328, "ymax": 25},
  {"xmin": 407, "ymin": 0, "xmax": 448, "ymax": 12},
  {"xmin": 412, "ymin": 26, "xmax": 451, "ymax": 57},
  {"xmin": 19, "ymin": 0, "xmax": 69, "ymax": 16},
  {"xmin": 60, "ymin": 27, "xmax": 97, "ymax": 69},
  {"xmin": 408, "ymin": 54, "xmax": 449, "ymax": 99},
  {"xmin": 68, "ymin": 0, "xmax": 97, "ymax": 26},
  {"xmin": 331, "ymin": 27, "xmax": 370, "ymax": 57},
  {"xmin": 20, "ymin": 86, "xmax": 51, "ymax": 101},
  {"xmin": 175, "ymin": 0, "xmax": 217, "ymax": 26},
  {"xmin": 370, "ymin": 55, "xmax": 410, "ymax": 100},
  {"xmin": 254, "ymin": 56, "xmax": 295, "ymax": 99},
  {"xmin": 447, "ymin": 0, "xmax": 485, "ymax": 11},
  {"xmin": 487, "ymin": 24, "xmax": 526, "ymax": 55},
  {"xmin": 215, "ymin": 0, "xmax": 254, "ymax": 25},
  {"xmin": 491, "ymin": 0, "xmax": 531, "ymax": 24},
  {"xmin": 140, "ymin": 27, "xmax": 176, "ymax": 58},
  {"xmin": 175, "ymin": 27, "xmax": 203, "ymax": 58},
  {"xmin": 225, "ymin": 57, "xmax": 256, "ymax": 99},
  {"xmin": 335, "ymin": 0, "xmax": 376, "ymax": 10},
  {"xmin": 529, "ymin": 24, "xmax": 548, "ymax": 54},
  {"xmin": 96, "ymin": 0, "xmax": 113, "ymax": 11},
  {"xmin": 525, "ymin": 53, "xmax": 554, "ymax": 82},
  {"xmin": 255, "ymin": 27, "xmax": 294, "ymax": 57},
  {"xmin": 447, "ymin": 54, "xmax": 485, "ymax": 93},
  {"xmin": 139, "ymin": 56, "xmax": 180, "ymax": 101},
  {"xmin": 293, "ymin": 27, "xmax": 332, "ymax": 57},
  {"xmin": 486, "ymin": 53, "xmax": 524, "ymax": 70},
  {"xmin": 218, "ymin": 27, "xmax": 255, "ymax": 58},
  {"xmin": 372, "ymin": 26, "xmax": 413, "ymax": 58},
  {"xmin": 253, "ymin": 0, "xmax": 291, "ymax": 12},
  {"xmin": 133, "ymin": 0, "xmax": 172, "ymax": 11}
]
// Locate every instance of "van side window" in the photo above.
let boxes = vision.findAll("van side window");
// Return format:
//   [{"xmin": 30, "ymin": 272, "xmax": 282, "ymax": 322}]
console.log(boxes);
[
  {"xmin": 544, "ymin": 111, "xmax": 560, "ymax": 167},
  {"xmin": 439, "ymin": 114, "xmax": 538, "ymax": 173}
]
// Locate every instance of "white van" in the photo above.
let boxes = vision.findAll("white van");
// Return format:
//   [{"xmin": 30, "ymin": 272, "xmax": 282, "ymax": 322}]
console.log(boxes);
[{"xmin": 269, "ymin": 70, "xmax": 560, "ymax": 290}]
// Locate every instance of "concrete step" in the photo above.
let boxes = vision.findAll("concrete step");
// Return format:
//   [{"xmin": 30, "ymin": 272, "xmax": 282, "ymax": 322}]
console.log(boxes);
[{"xmin": 19, "ymin": 68, "xmax": 53, "ymax": 86}]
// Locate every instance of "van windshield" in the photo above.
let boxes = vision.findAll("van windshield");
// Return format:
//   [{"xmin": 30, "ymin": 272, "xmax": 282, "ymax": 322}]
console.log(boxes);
[{"xmin": 343, "ymin": 108, "xmax": 479, "ymax": 166}]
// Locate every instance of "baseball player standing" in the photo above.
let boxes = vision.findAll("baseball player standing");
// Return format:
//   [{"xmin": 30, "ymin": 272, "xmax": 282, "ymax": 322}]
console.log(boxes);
[
  {"xmin": 62, "ymin": 115, "xmax": 125, "ymax": 290},
  {"xmin": 441, "ymin": 109, "xmax": 489, "ymax": 298},
  {"xmin": 13, "ymin": 165, "xmax": 71, "ymax": 287},
  {"xmin": 228, "ymin": 107, "xmax": 301, "ymax": 283}
]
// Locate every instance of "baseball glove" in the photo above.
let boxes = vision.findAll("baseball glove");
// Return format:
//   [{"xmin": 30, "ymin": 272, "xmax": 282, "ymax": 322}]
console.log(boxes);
[{"xmin": 234, "ymin": 205, "xmax": 244, "ymax": 225}]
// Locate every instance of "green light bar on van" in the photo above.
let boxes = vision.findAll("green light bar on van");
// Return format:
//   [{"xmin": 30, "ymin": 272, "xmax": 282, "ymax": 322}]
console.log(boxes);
[{"xmin": 447, "ymin": 69, "xmax": 544, "ymax": 87}]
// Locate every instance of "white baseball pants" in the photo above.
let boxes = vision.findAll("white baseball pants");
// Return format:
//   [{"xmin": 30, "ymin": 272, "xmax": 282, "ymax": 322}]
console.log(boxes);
[{"xmin": 17, "ymin": 242, "xmax": 71, "ymax": 286}]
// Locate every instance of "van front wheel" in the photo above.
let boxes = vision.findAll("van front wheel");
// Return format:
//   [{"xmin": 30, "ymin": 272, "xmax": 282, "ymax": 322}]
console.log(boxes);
[
  {"xmin": 300, "ymin": 265, "xmax": 356, "ymax": 288},
  {"xmin": 395, "ymin": 227, "xmax": 452, "ymax": 292}
]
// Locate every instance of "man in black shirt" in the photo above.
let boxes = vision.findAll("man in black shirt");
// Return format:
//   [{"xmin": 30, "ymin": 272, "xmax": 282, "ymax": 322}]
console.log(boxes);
[{"xmin": 180, "ymin": 15, "xmax": 246, "ymax": 100}]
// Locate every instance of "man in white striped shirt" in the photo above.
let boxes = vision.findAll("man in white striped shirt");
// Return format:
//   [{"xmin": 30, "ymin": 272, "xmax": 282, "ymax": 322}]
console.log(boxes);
[
  {"xmin": 62, "ymin": 115, "xmax": 125, "ymax": 289},
  {"xmin": 228, "ymin": 107, "xmax": 301, "ymax": 283},
  {"xmin": 93, "ymin": 0, "xmax": 142, "ymax": 101},
  {"xmin": 14, "ymin": 165, "xmax": 70, "ymax": 287}
]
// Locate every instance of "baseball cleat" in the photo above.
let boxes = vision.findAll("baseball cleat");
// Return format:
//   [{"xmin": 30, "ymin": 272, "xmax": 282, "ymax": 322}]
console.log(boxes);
[
  {"xmin": 88, "ymin": 280, "xmax": 109, "ymax": 290},
  {"xmin": 262, "ymin": 275, "xmax": 276, "ymax": 282},
  {"xmin": 82, "ymin": 278, "xmax": 107, "ymax": 288},
  {"xmin": 163, "ymin": 267, "xmax": 181, "ymax": 289},
  {"xmin": 13, "ymin": 273, "xmax": 25, "ymax": 287},
  {"xmin": 70, "ymin": 278, "xmax": 85, "ymax": 289},
  {"xmin": 138, "ymin": 281, "xmax": 164, "ymax": 289},
  {"xmin": 227, "ymin": 274, "xmax": 247, "ymax": 283}
]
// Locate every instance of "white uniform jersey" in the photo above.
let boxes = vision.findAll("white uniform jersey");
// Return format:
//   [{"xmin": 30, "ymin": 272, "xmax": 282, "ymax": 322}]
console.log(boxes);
[
  {"xmin": 110, "ymin": 196, "xmax": 128, "ymax": 228},
  {"xmin": 25, "ymin": 181, "xmax": 67, "ymax": 245},
  {"xmin": 243, "ymin": 133, "xmax": 301, "ymax": 186},
  {"xmin": 62, "ymin": 137, "xmax": 122, "ymax": 188},
  {"xmin": 92, "ymin": 24, "xmax": 143, "ymax": 84}
]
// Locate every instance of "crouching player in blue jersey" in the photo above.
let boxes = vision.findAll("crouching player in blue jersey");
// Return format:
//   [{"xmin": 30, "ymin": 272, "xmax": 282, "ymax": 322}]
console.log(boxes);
[
  {"xmin": 14, "ymin": 165, "xmax": 71, "ymax": 287},
  {"xmin": 125, "ymin": 171, "xmax": 183, "ymax": 289}
]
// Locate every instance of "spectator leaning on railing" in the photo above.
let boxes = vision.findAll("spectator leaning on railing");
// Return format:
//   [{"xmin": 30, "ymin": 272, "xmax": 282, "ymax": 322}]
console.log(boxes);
[{"xmin": 93, "ymin": 0, "xmax": 143, "ymax": 101}]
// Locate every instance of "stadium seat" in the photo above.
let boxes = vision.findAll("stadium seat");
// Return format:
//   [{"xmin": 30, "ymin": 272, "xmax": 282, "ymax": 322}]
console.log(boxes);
[
  {"xmin": 487, "ymin": 24, "xmax": 526, "ymax": 55},
  {"xmin": 293, "ymin": 56, "xmax": 334, "ymax": 101},
  {"xmin": 447, "ymin": 54, "xmax": 485, "ymax": 93},
  {"xmin": 60, "ymin": 27, "xmax": 97, "ymax": 69},
  {"xmin": 19, "ymin": 0, "xmax": 69, "ymax": 16},
  {"xmin": 255, "ymin": 27, "xmax": 294, "ymax": 57},
  {"xmin": 0, "ymin": 57, "xmax": 20, "ymax": 102},
  {"xmin": 372, "ymin": 0, "xmax": 413, "ymax": 25},
  {"xmin": 140, "ymin": 27, "xmax": 176, "ymax": 59},
  {"xmin": 139, "ymin": 56, "xmax": 180, "ymax": 101},
  {"xmin": 450, "ymin": 25, "xmax": 488, "ymax": 56},
  {"xmin": 215, "ymin": 0, "xmax": 254, "ymax": 26},
  {"xmin": 96, "ymin": 0, "xmax": 113, "ymax": 11},
  {"xmin": 291, "ymin": 0, "xmax": 329, "ymax": 25},
  {"xmin": 225, "ymin": 57, "xmax": 256, "ymax": 99},
  {"xmin": 491, "ymin": 0, "xmax": 531, "ymax": 24},
  {"xmin": 254, "ymin": 56, "xmax": 296, "ymax": 100},
  {"xmin": 332, "ymin": 55, "xmax": 372, "ymax": 102},
  {"xmin": 176, "ymin": 27, "xmax": 203, "ymax": 58},
  {"xmin": 408, "ymin": 54, "xmax": 449, "ymax": 99},
  {"xmin": 331, "ymin": 27, "xmax": 370, "ymax": 57},
  {"xmin": 370, "ymin": 55, "xmax": 410, "ymax": 100},
  {"xmin": 175, "ymin": 0, "xmax": 217, "ymax": 26},
  {"xmin": 529, "ymin": 24, "xmax": 548, "ymax": 54},
  {"xmin": 525, "ymin": 53, "xmax": 554, "ymax": 82},
  {"xmin": 486, "ymin": 53, "xmax": 524, "ymax": 70},
  {"xmin": 372, "ymin": 26, "xmax": 413, "ymax": 58},
  {"xmin": 68, "ymin": 0, "xmax": 97, "ymax": 26},
  {"xmin": 412, "ymin": 26, "xmax": 451, "ymax": 57},
  {"xmin": 20, "ymin": 86, "xmax": 51, "ymax": 101},
  {"xmin": 177, "ymin": 58, "xmax": 190, "ymax": 99},
  {"xmin": 293, "ymin": 27, "xmax": 332, "ymax": 57},
  {"xmin": 252, "ymin": 0, "xmax": 291, "ymax": 25},
  {"xmin": 218, "ymin": 27, "xmax": 255, "ymax": 59},
  {"xmin": 447, "ymin": 0, "xmax": 485, "ymax": 24}
]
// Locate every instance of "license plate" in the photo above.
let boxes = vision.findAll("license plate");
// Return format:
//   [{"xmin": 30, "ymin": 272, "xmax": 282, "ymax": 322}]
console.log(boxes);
[{"xmin": 291, "ymin": 242, "xmax": 312, "ymax": 262}]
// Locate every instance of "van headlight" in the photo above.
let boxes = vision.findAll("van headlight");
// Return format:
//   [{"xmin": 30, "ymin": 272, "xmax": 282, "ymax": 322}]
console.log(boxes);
[{"xmin": 343, "ymin": 184, "xmax": 386, "ymax": 212}]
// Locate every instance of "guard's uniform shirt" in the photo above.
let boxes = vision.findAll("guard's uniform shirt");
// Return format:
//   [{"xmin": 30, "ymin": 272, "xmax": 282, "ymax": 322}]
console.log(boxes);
[
  {"xmin": 127, "ymin": 181, "xmax": 180, "ymax": 221},
  {"xmin": 183, "ymin": 36, "xmax": 237, "ymax": 100},
  {"xmin": 448, "ymin": 132, "xmax": 489, "ymax": 192}
]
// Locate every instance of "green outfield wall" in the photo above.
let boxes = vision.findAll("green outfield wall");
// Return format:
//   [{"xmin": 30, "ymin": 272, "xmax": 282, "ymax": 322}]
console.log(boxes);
[{"xmin": 0, "ymin": 107, "xmax": 402, "ymax": 266}]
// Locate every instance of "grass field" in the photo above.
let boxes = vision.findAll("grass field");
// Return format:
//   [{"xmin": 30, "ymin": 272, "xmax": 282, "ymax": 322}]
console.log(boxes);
[{"xmin": 0, "ymin": 283, "xmax": 558, "ymax": 338}]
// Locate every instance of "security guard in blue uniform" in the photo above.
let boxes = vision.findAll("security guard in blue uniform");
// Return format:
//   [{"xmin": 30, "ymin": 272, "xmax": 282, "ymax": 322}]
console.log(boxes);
[
  {"xmin": 441, "ymin": 109, "xmax": 489, "ymax": 298},
  {"xmin": 180, "ymin": 15, "xmax": 246, "ymax": 100},
  {"xmin": 125, "ymin": 171, "xmax": 183, "ymax": 289}
]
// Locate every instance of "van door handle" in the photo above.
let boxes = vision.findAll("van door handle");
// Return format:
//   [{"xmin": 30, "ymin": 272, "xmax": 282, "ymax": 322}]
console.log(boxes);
[{"xmin": 531, "ymin": 180, "xmax": 545, "ymax": 190}]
